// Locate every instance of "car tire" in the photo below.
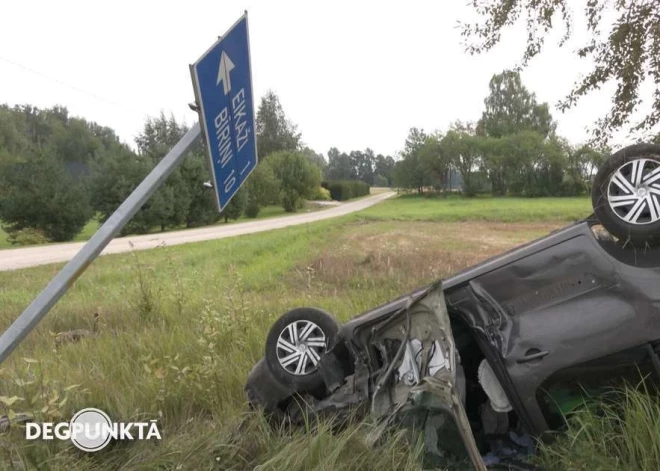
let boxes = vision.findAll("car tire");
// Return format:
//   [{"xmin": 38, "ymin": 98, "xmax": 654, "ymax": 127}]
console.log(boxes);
[
  {"xmin": 265, "ymin": 307, "xmax": 340, "ymax": 393},
  {"xmin": 592, "ymin": 144, "xmax": 660, "ymax": 246}
]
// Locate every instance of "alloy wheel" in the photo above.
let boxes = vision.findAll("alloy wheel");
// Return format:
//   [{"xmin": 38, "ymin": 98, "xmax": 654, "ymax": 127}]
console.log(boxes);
[
  {"xmin": 276, "ymin": 320, "xmax": 327, "ymax": 376},
  {"xmin": 607, "ymin": 158, "xmax": 660, "ymax": 225}
]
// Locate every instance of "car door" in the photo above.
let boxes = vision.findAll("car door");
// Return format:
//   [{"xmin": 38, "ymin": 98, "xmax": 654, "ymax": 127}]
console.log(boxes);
[
  {"xmin": 357, "ymin": 284, "xmax": 488, "ymax": 470},
  {"xmin": 464, "ymin": 229, "xmax": 660, "ymax": 433}
]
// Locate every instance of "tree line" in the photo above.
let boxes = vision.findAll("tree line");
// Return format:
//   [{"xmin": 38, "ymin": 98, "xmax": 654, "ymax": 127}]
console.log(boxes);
[
  {"xmin": 2, "ymin": 69, "xmax": 655, "ymax": 245},
  {"xmin": 0, "ymin": 106, "xmax": 237, "ymax": 243},
  {"xmin": 0, "ymin": 91, "xmax": 394, "ymax": 245},
  {"xmin": 392, "ymin": 70, "xmax": 615, "ymax": 197},
  {"xmin": 325, "ymin": 148, "xmax": 395, "ymax": 187}
]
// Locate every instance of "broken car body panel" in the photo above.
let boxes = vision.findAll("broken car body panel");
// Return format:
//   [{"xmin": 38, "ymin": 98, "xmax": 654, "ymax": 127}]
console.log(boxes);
[
  {"xmin": 363, "ymin": 286, "xmax": 487, "ymax": 470},
  {"xmin": 249, "ymin": 283, "xmax": 489, "ymax": 468}
]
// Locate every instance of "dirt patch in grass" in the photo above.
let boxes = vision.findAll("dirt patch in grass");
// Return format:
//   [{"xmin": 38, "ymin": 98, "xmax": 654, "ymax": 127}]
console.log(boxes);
[{"xmin": 299, "ymin": 221, "xmax": 563, "ymax": 292}]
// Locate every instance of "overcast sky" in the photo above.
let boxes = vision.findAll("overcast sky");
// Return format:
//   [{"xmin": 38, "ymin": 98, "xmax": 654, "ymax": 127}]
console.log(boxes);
[{"xmin": 0, "ymin": 0, "xmax": 647, "ymax": 157}]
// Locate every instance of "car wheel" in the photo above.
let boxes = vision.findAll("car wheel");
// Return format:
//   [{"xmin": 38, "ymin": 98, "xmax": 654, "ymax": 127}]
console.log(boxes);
[
  {"xmin": 592, "ymin": 143, "xmax": 660, "ymax": 246},
  {"xmin": 265, "ymin": 307, "xmax": 340, "ymax": 393}
]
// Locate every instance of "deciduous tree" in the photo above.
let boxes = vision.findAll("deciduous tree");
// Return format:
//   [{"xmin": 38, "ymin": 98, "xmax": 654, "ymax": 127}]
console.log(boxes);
[
  {"xmin": 441, "ymin": 123, "xmax": 483, "ymax": 196},
  {"xmin": 268, "ymin": 151, "xmax": 321, "ymax": 212},
  {"xmin": 479, "ymin": 70, "xmax": 555, "ymax": 139},
  {"xmin": 393, "ymin": 128, "xmax": 437, "ymax": 193},
  {"xmin": 326, "ymin": 147, "xmax": 356, "ymax": 181},
  {"xmin": 256, "ymin": 91, "xmax": 301, "ymax": 159}
]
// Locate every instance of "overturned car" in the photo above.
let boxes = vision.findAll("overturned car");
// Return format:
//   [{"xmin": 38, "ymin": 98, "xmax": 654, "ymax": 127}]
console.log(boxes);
[{"xmin": 245, "ymin": 144, "xmax": 660, "ymax": 469}]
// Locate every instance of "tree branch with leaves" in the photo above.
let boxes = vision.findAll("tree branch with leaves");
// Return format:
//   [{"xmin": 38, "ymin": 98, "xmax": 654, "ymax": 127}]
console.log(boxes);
[{"xmin": 461, "ymin": 0, "xmax": 660, "ymax": 144}]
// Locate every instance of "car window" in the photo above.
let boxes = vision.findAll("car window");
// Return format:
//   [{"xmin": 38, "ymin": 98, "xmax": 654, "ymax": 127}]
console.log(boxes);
[{"xmin": 537, "ymin": 343, "xmax": 660, "ymax": 430}]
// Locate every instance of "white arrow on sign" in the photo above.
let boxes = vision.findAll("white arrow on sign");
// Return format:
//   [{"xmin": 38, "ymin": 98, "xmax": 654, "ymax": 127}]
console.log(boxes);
[{"xmin": 217, "ymin": 51, "xmax": 235, "ymax": 95}]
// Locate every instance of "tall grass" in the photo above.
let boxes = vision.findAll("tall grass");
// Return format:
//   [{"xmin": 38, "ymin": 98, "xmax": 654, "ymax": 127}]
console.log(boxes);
[{"xmin": 537, "ymin": 384, "xmax": 660, "ymax": 470}]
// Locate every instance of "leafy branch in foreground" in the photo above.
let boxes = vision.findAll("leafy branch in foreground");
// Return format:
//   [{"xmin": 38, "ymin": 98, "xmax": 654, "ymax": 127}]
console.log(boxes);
[{"xmin": 461, "ymin": 0, "xmax": 660, "ymax": 144}]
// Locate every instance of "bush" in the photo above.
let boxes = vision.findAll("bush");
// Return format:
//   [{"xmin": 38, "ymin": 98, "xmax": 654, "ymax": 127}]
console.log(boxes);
[
  {"xmin": 281, "ymin": 188, "xmax": 304, "ymax": 212},
  {"xmin": 268, "ymin": 151, "xmax": 321, "ymax": 212},
  {"xmin": 6, "ymin": 227, "xmax": 49, "ymax": 246},
  {"xmin": 244, "ymin": 164, "xmax": 281, "ymax": 219},
  {"xmin": 246, "ymin": 163, "xmax": 281, "ymax": 207},
  {"xmin": 311, "ymin": 186, "xmax": 331, "ymax": 201},
  {"xmin": 244, "ymin": 201, "xmax": 261, "ymax": 218},
  {"xmin": 322, "ymin": 180, "xmax": 370, "ymax": 201}
]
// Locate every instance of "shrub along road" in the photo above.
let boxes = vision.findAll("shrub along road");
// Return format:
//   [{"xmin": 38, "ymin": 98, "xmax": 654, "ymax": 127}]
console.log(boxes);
[{"xmin": 0, "ymin": 192, "xmax": 395, "ymax": 271}]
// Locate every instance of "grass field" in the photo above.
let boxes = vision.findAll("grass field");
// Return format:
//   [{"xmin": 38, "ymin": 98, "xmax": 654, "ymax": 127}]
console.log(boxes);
[
  {"xmin": 0, "ymin": 195, "xmax": 657, "ymax": 470},
  {"xmin": 359, "ymin": 195, "xmax": 591, "ymax": 223}
]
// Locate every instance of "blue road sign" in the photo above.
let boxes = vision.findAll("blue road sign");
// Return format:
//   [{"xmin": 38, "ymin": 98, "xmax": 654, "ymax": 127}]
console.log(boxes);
[{"xmin": 190, "ymin": 13, "xmax": 257, "ymax": 211}]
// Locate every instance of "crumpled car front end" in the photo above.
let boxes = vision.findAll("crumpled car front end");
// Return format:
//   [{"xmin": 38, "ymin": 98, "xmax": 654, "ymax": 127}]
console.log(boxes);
[{"xmin": 246, "ymin": 283, "xmax": 497, "ymax": 470}]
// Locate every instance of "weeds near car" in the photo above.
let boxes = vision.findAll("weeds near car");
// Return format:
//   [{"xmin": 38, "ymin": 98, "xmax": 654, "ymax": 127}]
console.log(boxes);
[
  {"xmin": 537, "ymin": 383, "xmax": 660, "ymax": 471},
  {"xmin": 126, "ymin": 242, "xmax": 163, "ymax": 323},
  {"xmin": 223, "ymin": 263, "xmax": 249, "ymax": 322},
  {"xmin": 162, "ymin": 243, "xmax": 190, "ymax": 318}
]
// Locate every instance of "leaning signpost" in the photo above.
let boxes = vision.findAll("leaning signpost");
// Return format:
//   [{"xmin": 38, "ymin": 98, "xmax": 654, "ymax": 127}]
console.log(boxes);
[
  {"xmin": 0, "ymin": 12, "xmax": 257, "ymax": 364},
  {"xmin": 191, "ymin": 13, "xmax": 257, "ymax": 211}
]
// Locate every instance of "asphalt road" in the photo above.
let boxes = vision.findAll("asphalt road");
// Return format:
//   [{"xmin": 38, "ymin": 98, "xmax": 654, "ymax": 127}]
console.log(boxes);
[{"xmin": 0, "ymin": 192, "xmax": 394, "ymax": 272}]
